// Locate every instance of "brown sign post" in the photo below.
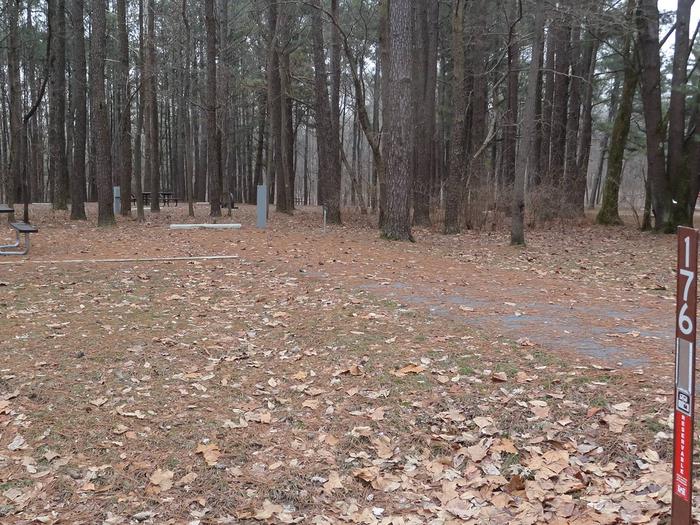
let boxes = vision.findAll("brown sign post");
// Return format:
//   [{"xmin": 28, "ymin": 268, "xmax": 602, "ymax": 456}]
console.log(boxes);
[{"xmin": 673, "ymin": 227, "xmax": 699, "ymax": 524}]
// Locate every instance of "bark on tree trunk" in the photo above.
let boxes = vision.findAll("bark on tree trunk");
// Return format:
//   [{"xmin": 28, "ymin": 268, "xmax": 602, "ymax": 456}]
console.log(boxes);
[
  {"xmin": 146, "ymin": 0, "xmax": 160, "ymax": 213},
  {"xmin": 133, "ymin": 0, "xmax": 145, "ymax": 221},
  {"xmin": 444, "ymin": 0, "xmax": 466, "ymax": 235},
  {"xmin": 589, "ymin": 74, "xmax": 620, "ymax": 209},
  {"xmin": 411, "ymin": 0, "xmax": 438, "ymax": 227},
  {"xmin": 7, "ymin": 0, "xmax": 21, "ymax": 207},
  {"xmin": 205, "ymin": 0, "xmax": 221, "ymax": 217},
  {"xmin": 181, "ymin": 0, "xmax": 194, "ymax": 217},
  {"xmin": 253, "ymin": 91, "xmax": 266, "ymax": 204},
  {"xmin": 116, "ymin": 0, "xmax": 132, "ymax": 217},
  {"xmin": 597, "ymin": 0, "xmax": 637, "ymax": 226},
  {"xmin": 668, "ymin": 0, "xmax": 694, "ymax": 226},
  {"xmin": 90, "ymin": 0, "xmax": 115, "ymax": 226},
  {"xmin": 49, "ymin": 0, "xmax": 69, "ymax": 210},
  {"xmin": 548, "ymin": 22, "xmax": 571, "ymax": 189},
  {"xmin": 575, "ymin": 38, "xmax": 599, "ymax": 214},
  {"xmin": 69, "ymin": 0, "xmax": 87, "ymax": 220},
  {"xmin": 561, "ymin": 26, "xmax": 584, "ymax": 216},
  {"xmin": 310, "ymin": 0, "xmax": 337, "ymax": 223},
  {"xmin": 382, "ymin": 0, "xmax": 414, "ymax": 241},
  {"xmin": 378, "ymin": 0, "xmax": 390, "ymax": 227},
  {"xmin": 326, "ymin": 0, "xmax": 342, "ymax": 223},
  {"xmin": 512, "ymin": 0, "xmax": 545, "ymax": 245},
  {"xmin": 636, "ymin": 0, "xmax": 671, "ymax": 230},
  {"xmin": 275, "ymin": 7, "xmax": 294, "ymax": 215},
  {"xmin": 502, "ymin": 22, "xmax": 520, "ymax": 189},
  {"xmin": 539, "ymin": 24, "xmax": 556, "ymax": 183}
]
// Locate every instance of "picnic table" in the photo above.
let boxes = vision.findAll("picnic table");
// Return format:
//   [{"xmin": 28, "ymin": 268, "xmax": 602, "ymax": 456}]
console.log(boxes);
[
  {"xmin": 0, "ymin": 204, "xmax": 38, "ymax": 256},
  {"xmin": 132, "ymin": 192, "xmax": 178, "ymax": 207}
]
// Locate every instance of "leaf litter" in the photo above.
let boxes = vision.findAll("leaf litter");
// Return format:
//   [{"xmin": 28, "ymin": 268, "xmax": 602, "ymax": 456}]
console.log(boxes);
[{"xmin": 0, "ymin": 205, "xmax": 692, "ymax": 523}]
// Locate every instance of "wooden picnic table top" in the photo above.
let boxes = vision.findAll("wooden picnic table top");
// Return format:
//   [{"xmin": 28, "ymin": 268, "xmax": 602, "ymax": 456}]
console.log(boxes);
[{"xmin": 0, "ymin": 204, "xmax": 14, "ymax": 214}]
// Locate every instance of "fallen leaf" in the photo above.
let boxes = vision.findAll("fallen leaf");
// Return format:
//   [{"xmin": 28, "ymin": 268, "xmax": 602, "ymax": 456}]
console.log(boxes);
[
  {"xmin": 90, "ymin": 397, "xmax": 108, "ymax": 407},
  {"xmin": 323, "ymin": 471, "xmax": 344, "ymax": 494},
  {"xmin": 148, "ymin": 469, "xmax": 174, "ymax": 493},
  {"xmin": 196, "ymin": 443, "xmax": 221, "ymax": 466},
  {"xmin": 254, "ymin": 499, "xmax": 284, "ymax": 520},
  {"xmin": 391, "ymin": 363, "xmax": 426, "ymax": 377}
]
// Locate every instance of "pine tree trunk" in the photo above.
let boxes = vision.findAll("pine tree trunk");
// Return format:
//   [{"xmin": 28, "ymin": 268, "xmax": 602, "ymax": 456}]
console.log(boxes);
[
  {"xmin": 146, "ymin": 0, "xmax": 160, "ymax": 213},
  {"xmin": 502, "ymin": 25, "xmax": 520, "ymax": 189},
  {"xmin": 575, "ymin": 39, "xmax": 599, "ymax": 213},
  {"xmin": 561, "ymin": 27, "xmax": 583, "ymax": 215},
  {"xmin": 49, "ymin": 0, "xmax": 69, "ymax": 210},
  {"xmin": 181, "ymin": 0, "xmax": 195, "ymax": 217},
  {"xmin": 589, "ymin": 74, "xmax": 620, "ymax": 209},
  {"xmin": 7, "ymin": 0, "xmax": 21, "ymax": 207},
  {"xmin": 411, "ymin": 0, "xmax": 438, "ymax": 227},
  {"xmin": 636, "ymin": 0, "xmax": 671, "ymax": 230},
  {"xmin": 69, "ymin": 0, "xmax": 87, "ymax": 220},
  {"xmin": 668, "ymin": 0, "xmax": 694, "ymax": 226},
  {"xmin": 116, "ymin": 0, "xmax": 132, "ymax": 216},
  {"xmin": 382, "ymin": 0, "xmax": 414, "ymax": 241},
  {"xmin": 512, "ymin": 0, "xmax": 545, "ymax": 245},
  {"xmin": 469, "ymin": 0, "xmax": 489, "ymax": 190},
  {"xmin": 90, "ymin": 0, "xmax": 115, "ymax": 226},
  {"xmin": 378, "ymin": 0, "xmax": 390, "ymax": 227},
  {"xmin": 597, "ymin": 0, "xmax": 637, "ymax": 225},
  {"xmin": 253, "ymin": 91, "xmax": 266, "ymax": 204},
  {"xmin": 133, "ymin": 0, "xmax": 145, "ymax": 221},
  {"xmin": 275, "ymin": 7, "xmax": 294, "ymax": 215},
  {"xmin": 539, "ymin": 25, "xmax": 555, "ymax": 182},
  {"xmin": 548, "ymin": 22, "xmax": 571, "ymax": 188},
  {"xmin": 205, "ymin": 0, "xmax": 220, "ymax": 217},
  {"xmin": 444, "ymin": 0, "xmax": 466, "ymax": 234},
  {"xmin": 310, "ymin": 0, "xmax": 336, "ymax": 222}
]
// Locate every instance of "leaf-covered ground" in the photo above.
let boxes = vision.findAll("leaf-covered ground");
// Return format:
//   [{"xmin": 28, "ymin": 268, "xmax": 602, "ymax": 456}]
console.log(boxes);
[{"xmin": 0, "ymin": 204, "xmax": 692, "ymax": 524}]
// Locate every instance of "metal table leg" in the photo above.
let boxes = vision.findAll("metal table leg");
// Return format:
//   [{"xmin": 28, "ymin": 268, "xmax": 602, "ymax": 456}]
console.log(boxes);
[{"xmin": 0, "ymin": 229, "xmax": 20, "ymax": 249}]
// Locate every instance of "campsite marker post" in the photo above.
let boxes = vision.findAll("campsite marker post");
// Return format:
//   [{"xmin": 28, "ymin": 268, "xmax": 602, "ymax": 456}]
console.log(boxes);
[{"xmin": 672, "ymin": 226, "xmax": 698, "ymax": 524}]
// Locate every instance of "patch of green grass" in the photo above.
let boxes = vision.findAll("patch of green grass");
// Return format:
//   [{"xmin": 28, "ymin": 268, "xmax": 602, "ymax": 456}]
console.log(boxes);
[
  {"xmin": 495, "ymin": 362, "xmax": 519, "ymax": 377},
  {"xmin": 529, "ymin": 350, "xmax": 560, "ymax": 367},
  {"xmin": 380, "ymin": 372, "xmax": 433, "ymax": 391},
  {"xmin": 644, "ymin": 418, "xmax": 666, "ymax": 435},
  {"xmin": 589, "ymin": 395, "xmax": 608, "ymax": 408},
  {"xmin": 501, "ymin": 453, "xmax": 521, "ymax": 474},
  {"xmin": 0, "ymin": 479, "xmax": 33, "ymax": 492}
]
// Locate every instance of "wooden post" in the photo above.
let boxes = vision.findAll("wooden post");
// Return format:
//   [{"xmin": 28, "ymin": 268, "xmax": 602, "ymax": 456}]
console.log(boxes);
[{"xmin": 672, "ymin": 226, "xmax": 698, "ymax": 524}]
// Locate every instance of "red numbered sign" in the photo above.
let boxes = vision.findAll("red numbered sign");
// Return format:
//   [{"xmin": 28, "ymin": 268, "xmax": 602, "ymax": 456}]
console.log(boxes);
[{"xmin": 673, "ymin": 227, "xmax": 698, "ymax": 524}]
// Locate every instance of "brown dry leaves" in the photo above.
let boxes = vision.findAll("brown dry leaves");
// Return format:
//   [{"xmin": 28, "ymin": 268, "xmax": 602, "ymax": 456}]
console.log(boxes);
[
  {"xmin": 0, "ymin": 207, "xmax": 681, "ymax": 523},
  {"xmin": 195, "ymin": 443, "xmax": 221, "ymax": 466}
]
